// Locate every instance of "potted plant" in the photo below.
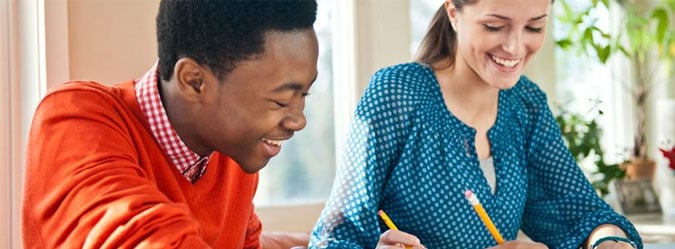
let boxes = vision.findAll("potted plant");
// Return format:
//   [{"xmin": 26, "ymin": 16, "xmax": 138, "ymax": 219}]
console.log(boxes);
[
  {"xmin": 555, "ymin": 0, "xmax": 675, "ymax": 180},
  {"xmin": 555, "ymin": 102, "xmax": 625, "ymax": 197}
]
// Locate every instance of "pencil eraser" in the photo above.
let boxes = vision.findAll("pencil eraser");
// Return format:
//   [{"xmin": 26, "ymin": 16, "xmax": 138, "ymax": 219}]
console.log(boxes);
[{"xmin": 465, "ymin": 189, "xmax": 473, "ymax": 198}]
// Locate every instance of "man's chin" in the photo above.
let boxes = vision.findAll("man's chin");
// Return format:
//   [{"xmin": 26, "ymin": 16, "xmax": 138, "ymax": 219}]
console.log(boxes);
[{"xmin": 239, "ymin": 159, "xmax": 270, "ymax": 174}]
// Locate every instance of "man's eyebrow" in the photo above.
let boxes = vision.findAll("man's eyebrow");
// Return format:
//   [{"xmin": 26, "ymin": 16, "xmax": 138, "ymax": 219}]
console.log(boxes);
[
  {"xmin": 487, "ymin": 14, "xmax": 548, "ymax": 21},
  {"xmin": 271, "ymin": 73, "xmax": 318, "ymax": 93},
  {"xmin": 272, "ymin": 82, "xmax": 303, "ymax": 93}
]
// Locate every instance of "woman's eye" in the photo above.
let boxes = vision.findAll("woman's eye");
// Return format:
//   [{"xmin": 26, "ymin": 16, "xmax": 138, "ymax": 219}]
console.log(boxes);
[
  {"xmin": 484, "ymin": 24, "xmax": 503, "ymax": 32},
  {"xmin": 274, "ymin": 101, "xmax": 288, "ymax": 108},
  {"xmin": 526, "ymin": 26, "xmax": 544, "ymax": 33}
]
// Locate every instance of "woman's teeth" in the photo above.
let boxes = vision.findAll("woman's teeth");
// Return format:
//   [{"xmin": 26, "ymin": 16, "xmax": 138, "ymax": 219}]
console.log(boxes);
[
  {"xmin": 262, "ymin": 138, "xmax": 283, "ymax": 147},
  {"xmin": 491, "ymin": 55, "xmax": 519, "ymax": 68}
]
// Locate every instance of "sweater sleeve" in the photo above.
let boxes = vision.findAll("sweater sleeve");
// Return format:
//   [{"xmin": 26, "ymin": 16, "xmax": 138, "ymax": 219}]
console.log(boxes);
[
  {"xmin": 244, "ymin": 209, "xmax": 263, "ymax": 249},
  {"xmin": 515, "ymin": 80, "xmax": 642, "ymax": 249},
  {"xmin": 22, "ymin": 86, "xmax": 211, "ymax": 249},
  {"xmin": 309, "ymin": 67, "xmax": 414, "ymax": 249}
]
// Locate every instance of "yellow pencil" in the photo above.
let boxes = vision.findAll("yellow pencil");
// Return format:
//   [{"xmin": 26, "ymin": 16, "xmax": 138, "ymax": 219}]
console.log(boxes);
[
  {"xmin": 377, "ymin": 210, "xmax": 399, "ymax": 230},
  {"xmin": 377, "ymin": 210, "xmax": 412, "ymax": 249},
  {"xmin": 464, "ymin": 190, "xmax": 504, "ymax": 244}
]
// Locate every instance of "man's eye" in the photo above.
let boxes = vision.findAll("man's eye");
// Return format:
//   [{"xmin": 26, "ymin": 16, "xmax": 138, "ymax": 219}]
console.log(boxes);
[{"xmin": 274, "ymin": 101, "xmax": 288, "ymax": 108}]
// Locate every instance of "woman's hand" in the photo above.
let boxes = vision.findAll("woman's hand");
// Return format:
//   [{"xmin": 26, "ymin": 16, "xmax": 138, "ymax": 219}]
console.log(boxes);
[
  {"xmin": 591, "ymin": 240, "xmax": 635, "ymax": 249},
  {"xmin": 586, "ymin": 224, "xmax": 635, "ymax": 249},
  {"xmin": 376, "ymin": 229, "xmax": 426, "ymax": 249},
  {"xmin": 487, "ymin": 240, "xmax": 548, "ymax": 249}
]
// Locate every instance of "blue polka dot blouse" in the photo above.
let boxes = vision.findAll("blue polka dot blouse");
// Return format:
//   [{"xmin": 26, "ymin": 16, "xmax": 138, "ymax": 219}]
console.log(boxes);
[{"xmin": 309, "ymin": 63, "xmax": 642, "ymax": 249}]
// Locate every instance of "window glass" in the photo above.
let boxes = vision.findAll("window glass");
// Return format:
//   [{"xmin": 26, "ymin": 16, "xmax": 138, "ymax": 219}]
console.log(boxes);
[
  {"xmin": 553, "ymin": 0, "xmax": 630, "ymax": 165},
  {"xmin": 254, "ymin": 0, "xmax": 336, "ymax": 205},
  {"xmin": 409, "ymin": 0, "xmax": 440, "ymax": 57}
]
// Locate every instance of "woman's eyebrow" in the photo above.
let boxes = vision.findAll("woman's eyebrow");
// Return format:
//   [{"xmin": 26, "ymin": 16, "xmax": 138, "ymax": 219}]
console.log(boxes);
[{"xmin": 485, "ymin": 13, "xmax": 548, "ymax": 21}]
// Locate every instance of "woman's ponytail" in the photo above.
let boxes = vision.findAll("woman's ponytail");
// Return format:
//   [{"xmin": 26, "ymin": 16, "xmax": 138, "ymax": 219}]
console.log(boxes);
[{"xmin": 414, "ymin": 4, "xmax": 458, "ymax": 69}]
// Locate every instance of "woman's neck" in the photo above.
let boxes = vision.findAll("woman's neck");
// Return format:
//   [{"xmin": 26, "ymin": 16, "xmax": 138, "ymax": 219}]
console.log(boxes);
[{"xmin": 434, "ymin": 63, "xmax": 499, "ymax": 130}]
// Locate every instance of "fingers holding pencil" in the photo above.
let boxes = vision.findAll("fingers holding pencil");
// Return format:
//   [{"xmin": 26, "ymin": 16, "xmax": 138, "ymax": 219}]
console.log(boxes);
[
  {"xmin": 377, "ymin": 210, "xmax": 426, "ymax": 249},
  {"xmin": 377, "ymin": 229, "xmax": 426, "ymax": 249}
]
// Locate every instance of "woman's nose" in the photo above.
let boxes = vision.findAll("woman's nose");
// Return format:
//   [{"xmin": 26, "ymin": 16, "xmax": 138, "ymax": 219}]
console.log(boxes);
[{"xmin": 503, "ymin": 31, "xmax": 524, "ymax": 55}]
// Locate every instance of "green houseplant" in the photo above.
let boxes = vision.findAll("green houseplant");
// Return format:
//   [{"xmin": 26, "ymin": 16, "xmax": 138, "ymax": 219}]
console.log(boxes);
[
  {"xmin": 555, "ymin": 103, "xmax": 625, "ymax": 196},
  {"xmin": 555, "ymin": 0, "xmax": 675, "ymax": 179}
]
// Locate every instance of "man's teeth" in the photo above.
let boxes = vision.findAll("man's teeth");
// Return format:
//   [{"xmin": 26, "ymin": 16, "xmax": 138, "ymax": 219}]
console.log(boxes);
[
  {"xmin": 491, "ymin": 55, "xmax": 519, "ymax": 68},
  {"xmin": 262, "ymin": 138, "xmax": 283, "ymax": 147}
]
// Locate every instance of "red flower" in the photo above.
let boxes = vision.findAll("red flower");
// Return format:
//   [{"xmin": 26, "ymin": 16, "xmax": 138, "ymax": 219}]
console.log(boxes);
[{"xmin": 660, "ymin": 145, "xmax": 675, "ymax": 171}]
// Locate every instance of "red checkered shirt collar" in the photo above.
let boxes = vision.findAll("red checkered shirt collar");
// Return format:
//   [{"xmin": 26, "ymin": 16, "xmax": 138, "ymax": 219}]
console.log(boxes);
[{"xmin": 135, "ymin": 62, "xmax": 208, "ymax": 182}]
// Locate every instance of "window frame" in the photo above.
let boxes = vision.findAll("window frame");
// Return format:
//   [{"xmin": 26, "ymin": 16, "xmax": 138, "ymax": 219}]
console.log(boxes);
[
  {"xmin": 255, "ymin": 0, "xmax": 414, "ymax": 230},
  {"xmin": 1, "ymin": 0, "xmax": 49, "ymax": 247}
]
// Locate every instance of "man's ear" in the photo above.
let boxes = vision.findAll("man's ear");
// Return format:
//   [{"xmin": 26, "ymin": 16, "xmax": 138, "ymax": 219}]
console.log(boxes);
[
  {"xmin": 445, "ymin": 0, "xmax": 458, "ymax": 31},
  {"xmin": 173, "ymin": 58, "xmax": 206, "ymax": 100}
]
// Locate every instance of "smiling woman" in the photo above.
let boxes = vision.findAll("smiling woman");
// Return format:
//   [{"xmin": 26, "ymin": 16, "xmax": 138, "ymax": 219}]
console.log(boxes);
[{"xmin": 310, "ymin": 0, "xmax": 642, "ymax": 248}]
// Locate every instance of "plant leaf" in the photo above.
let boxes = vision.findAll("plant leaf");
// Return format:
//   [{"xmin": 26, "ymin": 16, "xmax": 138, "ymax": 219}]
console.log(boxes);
[
  {"xmin": 652, "ymin": 7, "xmax": 669, "ymax": 43},
  {"xmin": 594, "ymin": 44, "xmax": 611, "ymax": 63},
  {"xmin": 556, "ymin": 39, "xmax": 574, "ymax": 49}
]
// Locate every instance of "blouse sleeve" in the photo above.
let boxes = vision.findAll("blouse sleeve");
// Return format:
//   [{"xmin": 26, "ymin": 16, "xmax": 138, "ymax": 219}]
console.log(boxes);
[
  {"xmin": 309, "ymin": 68, "xmax": 415, "ymax": 249},
  {"xmin": 516, "ymin": 79, "xmax": 642, "ymax": 249}
]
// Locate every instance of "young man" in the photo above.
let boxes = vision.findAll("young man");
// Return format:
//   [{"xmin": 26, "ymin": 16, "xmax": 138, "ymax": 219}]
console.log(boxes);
[{"xmin": 23, "ymin": 1, "xmax": 319, "ymax": 248}]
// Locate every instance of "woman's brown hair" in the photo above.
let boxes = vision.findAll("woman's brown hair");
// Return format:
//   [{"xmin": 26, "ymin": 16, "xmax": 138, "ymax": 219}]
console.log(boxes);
[{"xmin": 414, "ymin": 0, "xmax": 477, "ymax": 69}]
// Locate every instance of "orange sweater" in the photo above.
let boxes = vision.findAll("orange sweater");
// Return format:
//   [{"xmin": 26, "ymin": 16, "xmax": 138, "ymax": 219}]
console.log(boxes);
[{"xmin": 23, "ymin": 81, "xmax": 262, "ymax": 249}]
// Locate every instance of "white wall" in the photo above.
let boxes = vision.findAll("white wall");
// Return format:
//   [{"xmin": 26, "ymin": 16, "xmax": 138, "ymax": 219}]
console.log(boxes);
[
  {"xmin": 45, "ymin": 0, "xmax": 69, "ymax": 88},
  {"xmin": 67, "ymin": 0, "xmax": 159, "ymax": 85},
  {"xmin": 355, "ymin": 0, "xmax": 411, "ymax": 95}
]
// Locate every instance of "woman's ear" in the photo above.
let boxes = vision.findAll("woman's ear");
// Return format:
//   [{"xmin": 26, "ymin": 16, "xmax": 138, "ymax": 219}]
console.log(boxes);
[
  {"xmin": 173, "ymin": 58, "xmax": 205, "ymax": 100},
  {"xmin": 445, "ymin": 0, "xmax": 458, "ymax": 31}
]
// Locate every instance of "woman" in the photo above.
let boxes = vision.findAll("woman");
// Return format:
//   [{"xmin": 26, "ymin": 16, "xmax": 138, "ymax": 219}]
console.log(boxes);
[{"xmin": 310, "ymin": 0, "xmax": 641, "ymax": 248}]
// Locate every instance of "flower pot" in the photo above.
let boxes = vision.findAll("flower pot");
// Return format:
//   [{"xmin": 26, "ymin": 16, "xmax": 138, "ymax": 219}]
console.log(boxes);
[{"xmin": 624, "ymin": 157, "xmax": 656, "ymax": 180}]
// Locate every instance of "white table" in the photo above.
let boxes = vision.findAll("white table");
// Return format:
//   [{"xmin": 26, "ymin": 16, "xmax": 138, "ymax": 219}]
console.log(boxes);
[
  {"xmin": 644, "ymin": 244, "xmax": 675, "ymax": 249},
  {"xmin": 628, "ymin": 214, "xmax": 675, "ymax": 244}
]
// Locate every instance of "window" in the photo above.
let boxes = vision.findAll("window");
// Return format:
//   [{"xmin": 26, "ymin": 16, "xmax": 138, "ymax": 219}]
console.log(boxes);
[
  {"xmin": 254, "ymin": 0, "xmax": 337, "ymax": 205},
  {"xmin": 1, "ymin": 0, "xmax": 48, "ymax": 247},
  {"xmin": 409, "ymin": 0, "xmax": 440, "ymax": 57},
  {"xmin": 552, "ymin": 0, "xmax": 631, "ymax": 167}
]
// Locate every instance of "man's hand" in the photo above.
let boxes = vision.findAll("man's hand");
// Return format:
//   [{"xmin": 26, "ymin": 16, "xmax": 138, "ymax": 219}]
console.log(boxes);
[{"xmin": 260, "ymin": 231, "xmax": 310, "ymax": 249}]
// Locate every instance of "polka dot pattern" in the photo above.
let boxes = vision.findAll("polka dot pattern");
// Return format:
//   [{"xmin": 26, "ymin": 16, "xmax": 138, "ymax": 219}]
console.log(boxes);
[{"xmin": 309, "ymin": 63, "xmax": 642, "ymax": 249}]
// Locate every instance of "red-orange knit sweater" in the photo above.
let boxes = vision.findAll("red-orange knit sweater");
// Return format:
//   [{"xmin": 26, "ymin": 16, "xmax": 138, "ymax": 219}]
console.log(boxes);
[{"xmin": 23, "ymin": 80, "xmax": 262, "ymax": 249}]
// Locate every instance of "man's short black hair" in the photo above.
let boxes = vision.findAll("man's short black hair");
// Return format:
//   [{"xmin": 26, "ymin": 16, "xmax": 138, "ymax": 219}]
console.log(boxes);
[{"xmin": 156, "ymin": 0, "xmax": 318, "ymax": 81}]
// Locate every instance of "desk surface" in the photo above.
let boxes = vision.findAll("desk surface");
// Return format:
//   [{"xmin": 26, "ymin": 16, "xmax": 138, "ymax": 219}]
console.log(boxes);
[
  {"xmin": 644, "ymin": 244, "xmax": 675, "ymax": 249},
  {"xmin": 628, "ymin": 215, "xmax": 675, "ymax": 243}
]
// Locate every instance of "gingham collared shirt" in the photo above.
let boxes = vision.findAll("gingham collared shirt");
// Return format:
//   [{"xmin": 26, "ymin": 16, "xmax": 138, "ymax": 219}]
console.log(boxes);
[{"xmin": 135, "ymin": 62, "xmax": 209, "ymax": 183}]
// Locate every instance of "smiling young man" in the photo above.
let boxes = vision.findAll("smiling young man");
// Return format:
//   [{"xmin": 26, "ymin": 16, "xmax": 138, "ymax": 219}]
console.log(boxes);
[{"xmin": 23, "ymin": 1, "xmax": 318, "ymax": 248}]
